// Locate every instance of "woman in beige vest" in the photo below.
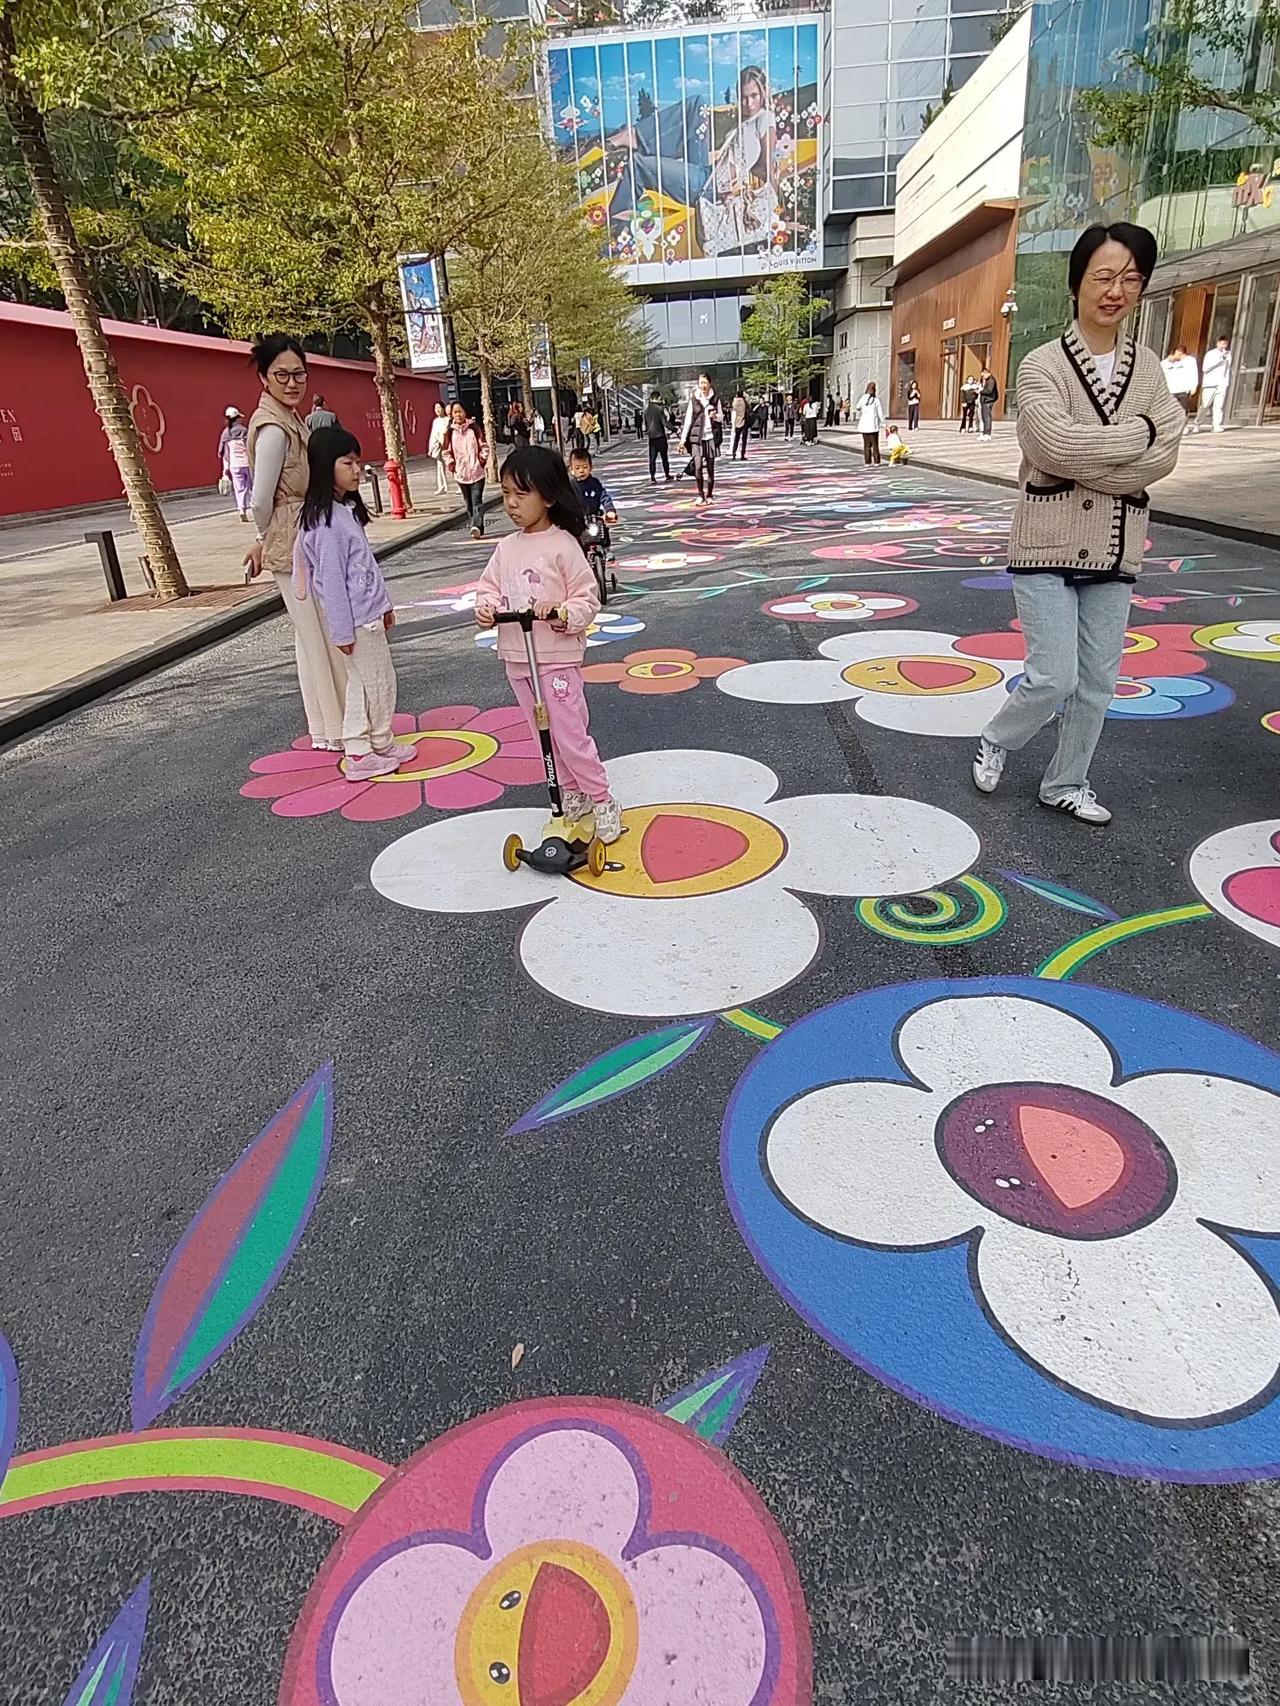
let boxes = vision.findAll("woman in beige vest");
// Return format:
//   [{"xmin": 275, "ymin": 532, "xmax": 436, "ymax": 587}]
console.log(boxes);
[{"xmin": 244, "ymin": 334, "xmax": 347, "ymax": 749}]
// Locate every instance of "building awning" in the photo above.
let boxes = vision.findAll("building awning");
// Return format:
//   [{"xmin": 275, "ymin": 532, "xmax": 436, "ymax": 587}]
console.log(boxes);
[
  {"xmin": 875, "ymin": 200, "xmax": 1019, "ymax": 290},
  {"xmin": 1147, "ymin": 228, "xmax": 1280, "ymax": 294}
]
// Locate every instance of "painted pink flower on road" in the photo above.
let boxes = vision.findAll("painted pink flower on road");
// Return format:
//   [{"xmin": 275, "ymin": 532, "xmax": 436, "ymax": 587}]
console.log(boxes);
[
  {"xmin": 240, "ymin": 706, "xmax": 543, "ymax": 824},
  {"xmin": 281, "ymin": 1398, "xmax": 811, "ymax": 1706}
]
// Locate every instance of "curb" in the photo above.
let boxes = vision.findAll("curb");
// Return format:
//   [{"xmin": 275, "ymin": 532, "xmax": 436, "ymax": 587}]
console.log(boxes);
[
  {"xmin": 0, "ymin": 498, "xmax": 497, "ymax": 753},
  {"xmin": 825, "ymin": 437, "xmax": 1280, "ymax": 554}
]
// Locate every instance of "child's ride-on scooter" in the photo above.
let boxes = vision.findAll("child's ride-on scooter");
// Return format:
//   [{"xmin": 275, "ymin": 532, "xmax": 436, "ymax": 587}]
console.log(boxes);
[{"xmin": 495, "ymin": 609, "xmax": 606, "ymax": 879}]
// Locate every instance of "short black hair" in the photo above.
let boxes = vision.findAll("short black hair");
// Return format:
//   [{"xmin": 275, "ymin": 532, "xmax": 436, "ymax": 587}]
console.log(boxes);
[
  {"xmin": 502, "ymin": 445, "xmax": 586, "ymax": 536},
  {"xmin": 1067, "ymin": 223, "xmax": 1158, "ymax": 305},
  {"xmin": 569, "ymin": 446, "xmax": 593, "ymax": 465},
  {"xmin": 250, "ymin": 333, "xmax": 307, "ymax": 377}
]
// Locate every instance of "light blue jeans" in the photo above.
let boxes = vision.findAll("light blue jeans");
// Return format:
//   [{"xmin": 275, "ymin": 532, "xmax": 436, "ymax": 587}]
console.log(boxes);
[{"xmin": 983, "ymin": 574, "xmax": 1132, "ymax": 800}]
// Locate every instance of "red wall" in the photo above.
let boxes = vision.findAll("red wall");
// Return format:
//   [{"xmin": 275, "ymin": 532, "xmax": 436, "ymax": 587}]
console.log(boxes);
[{"xmin": 0, "ymin": 306, "xmax": 443, "ymax": 516}]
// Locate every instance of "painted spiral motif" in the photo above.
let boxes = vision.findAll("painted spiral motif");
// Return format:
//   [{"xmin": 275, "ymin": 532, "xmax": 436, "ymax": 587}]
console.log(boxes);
[{"xmin": 854, "ymin": 876, "xmax": 1005, "ymax": 945}]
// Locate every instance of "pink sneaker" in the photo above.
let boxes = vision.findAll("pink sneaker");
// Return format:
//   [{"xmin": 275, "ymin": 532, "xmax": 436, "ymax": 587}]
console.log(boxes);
[
  {"xmin": 344, "ymin": 749, "xmax": 403, "ymax": 782},
  {"xmin": 375, "ymin": 743, "xmax": 419, "ymax": 769}
]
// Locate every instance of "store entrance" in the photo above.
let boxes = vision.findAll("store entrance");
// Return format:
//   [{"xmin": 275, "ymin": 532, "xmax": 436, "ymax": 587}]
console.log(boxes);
[
  {"xmin": 940, "ymin": 337, "xmax": 959, "ymax": 419},
  {"xmin": 1232, "ymin": 268, "xmax": 1280, "ymax": 425}
]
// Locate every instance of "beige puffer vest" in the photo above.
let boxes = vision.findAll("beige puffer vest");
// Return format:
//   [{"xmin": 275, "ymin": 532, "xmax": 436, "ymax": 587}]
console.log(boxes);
[{"xmin": 247, "ymin": 394, "xmax": 311, "ymax": 577}]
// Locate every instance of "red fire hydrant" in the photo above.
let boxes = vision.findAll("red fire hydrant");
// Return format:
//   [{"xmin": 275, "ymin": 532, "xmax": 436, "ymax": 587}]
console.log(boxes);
[{"xmin": 384, "ymin": 457, "xmax": 407, "ymax": 520}]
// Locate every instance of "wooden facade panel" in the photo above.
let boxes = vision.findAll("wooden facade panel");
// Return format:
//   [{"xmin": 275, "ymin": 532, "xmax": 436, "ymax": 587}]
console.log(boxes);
[{"xmin": 889, "ymin": 216, "xmax": 1017, "ymax": 421}]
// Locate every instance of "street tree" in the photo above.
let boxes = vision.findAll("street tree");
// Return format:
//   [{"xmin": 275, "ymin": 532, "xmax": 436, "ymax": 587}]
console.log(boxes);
[
  {"xmin": 740, "ymin": 273, "xmax": 822, "ymax": 396},
  {"xmin": 0, "ymin": 0, "xmax": 251, "ymax": 596},
  {"xmin": 151, "ymin": 1, "xmax": 533, "ymax": 509},
  {"xmin": 1080, "ymin": 0, "xmax": 1280, "ymax": 151}
]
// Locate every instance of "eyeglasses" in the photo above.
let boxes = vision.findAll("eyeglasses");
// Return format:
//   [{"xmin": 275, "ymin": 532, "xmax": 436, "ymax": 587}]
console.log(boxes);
[
  {"xmin": 1087, "ymin": 270, "xmax": 1146, "ymax": 293},
  {"xmin": 269, "ymin": 368, "xmax": 308, "ymax": 384}
]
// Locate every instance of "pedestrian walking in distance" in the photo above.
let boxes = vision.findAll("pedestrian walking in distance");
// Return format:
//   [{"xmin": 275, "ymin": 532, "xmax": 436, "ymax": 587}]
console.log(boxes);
[
  {"xmin": 906, "ymin": 379, "xmax": 921, "ymax": 431},
  {"xmin": 644, "ymin": 392, "xmax": 672, "ymax": 482},
  {"xmin": 959, "ymin": 374, "xmax": 980, "ymax": 433},
  {"xmin": 442, "ymin": 402, "xmax": 488, "ymax": 539},
  {"xmin": 218, "ymin": 405, "xmax": 252, "ymax": 521},
  {"xmin": 731, "ymin": 388, "xmax": 750, "ymax": 460},
  {"xmin": 244, "ymin": 334, "xmax": 347, "ymax": 751},
  {"xmin": 978, "ymin": 367, "xmax": 999, "ymax": 438},
  {"xmin": 634, "ymin": 404, "xmax": 644, "ymax": 439},
  {"xmin": 680, "ymin": 374, "xmax": 719, "ymax": 505},
  {"xmin": 854, "ymin": 381, "xmax": 885, "ymax": 463},
  {"xmin": 294, "ymin": 428, "xmax": 408, "ymax": 783},
  {"xmin": 783, "ymin": 396, "xmax": 797, "ymax": 439},
  {"xmin": 1161, "ymin": 344, "xmax": 1199, "ymax": 417},
  {"xmin": 306, "ymin": 394, "xmax": 338, "ymax": 431},
  {"xmin": 801, "ymin": 396, "xmax": 820, "ymax": 444},
  {"xmin": 475, "ymin": 446, "xmax": 622, "ymax": 843},
  {"xmin": 428, "ymin": 400, "xmax": 450, "ymax": 496},
  {"xmin": 1194, "ymin": 335, "xmax": 1232, "ymax": 432},
  {"xmin": 971, "ymin": 221, "xmax": 1187, "ymax": 824}
]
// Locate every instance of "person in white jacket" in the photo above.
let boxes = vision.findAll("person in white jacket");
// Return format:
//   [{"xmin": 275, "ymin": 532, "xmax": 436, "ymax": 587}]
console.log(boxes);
[
  {"xmin": 854, "ymin": 381, "xmax": 885, "ymax": 464},
  {"xmin": 1161, "ymin": 346, "xmax": 1199, "ymax": 416},
  {"xmin": 1193, "ymin": 335, "xmax": 1232, "ymax": 432},
  {"xmin": 428, "ymin": 401, "xmax": 450, "ymax": 495}
]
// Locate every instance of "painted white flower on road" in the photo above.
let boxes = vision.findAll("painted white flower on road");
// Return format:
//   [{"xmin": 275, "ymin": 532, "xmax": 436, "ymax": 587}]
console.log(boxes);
[
  {"xmin": 1192, "ymin": 620, "xmax": 1280, "ymax": 662},
  {"xmin": 761, "ymin": 590, "xmax": 918, "ymax": 624},
  {"xmin": 765, "ymin": 992, "xmax": 1280, "ymax": 1422},
  {"xmin": 1189, "ymin": 818, "xmax": 1280, "ymax": 952},
  {"xmin": 718, "ymin": 630, "xmax": 1020, "ymax": 736},
  {"xmin": 371, "ymin": 749, "xmax": 979, "ymax": 1018}
]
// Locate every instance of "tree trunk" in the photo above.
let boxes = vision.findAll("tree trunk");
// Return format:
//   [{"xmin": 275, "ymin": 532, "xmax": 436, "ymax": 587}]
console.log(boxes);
[
  {"xmin": 477, "ymin": 356, "xmax": 499, "ymax": 483},
  {"xmin": 0, "ymin": 39, "xmax": 188, "ymax": 600},
  {"xmin": 520, "ymin": 361, "xmax": 534, "ymax": 421},
  {"xmin": 368, "ymin": 302, "xmax": 414, "ymax": 511}
]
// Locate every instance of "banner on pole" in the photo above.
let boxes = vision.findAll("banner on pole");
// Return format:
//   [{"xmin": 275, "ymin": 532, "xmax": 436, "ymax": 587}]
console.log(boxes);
[
  {"xmin": 397, "ymin": 255, "xmax": 449, "ymax": 372},
  {"xmin": 530, "ymin": 325, "xmax": 552, "ymax": 390}
]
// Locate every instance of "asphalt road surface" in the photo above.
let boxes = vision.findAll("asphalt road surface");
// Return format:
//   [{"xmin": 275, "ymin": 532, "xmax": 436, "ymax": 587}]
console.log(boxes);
[{"xmin": 4, "ymin": 433, "xmax": 1280, "ymax": 1704}]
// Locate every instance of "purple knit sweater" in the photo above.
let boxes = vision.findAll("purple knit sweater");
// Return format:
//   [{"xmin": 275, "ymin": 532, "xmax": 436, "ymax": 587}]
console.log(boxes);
[{"xmin": 292, "ymin": 500, "xmax": 392, "ymax": 647}]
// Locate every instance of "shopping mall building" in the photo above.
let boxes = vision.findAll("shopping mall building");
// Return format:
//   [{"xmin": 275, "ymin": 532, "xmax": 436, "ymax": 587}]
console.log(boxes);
[
  {"xmin": 887, "ymin": 0, "xmax": 1280, "ymax": 425},
  {"xmin": 536, "ymin": 0, "xmax": 1015, "ymax": 398}
]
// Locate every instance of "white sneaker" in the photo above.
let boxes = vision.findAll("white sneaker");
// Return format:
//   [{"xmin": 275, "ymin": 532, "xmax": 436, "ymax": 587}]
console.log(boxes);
[
  {"xmin": 562, "ymin": 789, "xmax": 593, "ymax": 823},
  {"xmin": 1041, "ymin": 785, "xmax": 1112, "ymax": 825},
  {"xmin": 593, "ymin": 797, "xmax": 623, "ymax": 843},
  {"xmin": 971, "ymin": 737, "xmax": 1006, "ymax": 794}
]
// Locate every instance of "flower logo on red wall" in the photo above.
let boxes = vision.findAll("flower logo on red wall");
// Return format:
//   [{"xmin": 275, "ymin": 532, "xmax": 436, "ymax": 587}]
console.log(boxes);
[{"xmin": 129, "ymin": 385, "xmax": 166, "ymax": 454}]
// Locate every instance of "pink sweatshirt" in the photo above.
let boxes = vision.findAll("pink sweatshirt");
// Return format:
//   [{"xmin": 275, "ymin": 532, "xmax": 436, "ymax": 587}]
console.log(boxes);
[{"xmin": 475, "ymin": 526, "xmax": 600, "ymax": 669}]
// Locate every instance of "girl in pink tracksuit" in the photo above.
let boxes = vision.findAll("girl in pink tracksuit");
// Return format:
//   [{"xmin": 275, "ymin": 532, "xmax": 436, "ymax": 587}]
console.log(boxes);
[{"xmin": 475, "ymin": 446, "xmax": 621, "ymax": 842}]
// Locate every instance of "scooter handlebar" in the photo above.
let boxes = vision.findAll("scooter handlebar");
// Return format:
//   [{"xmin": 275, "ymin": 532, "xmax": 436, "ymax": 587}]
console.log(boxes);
[{"xmin": 492, "ymin": 609, "xmax": 564, "ymax": 627}]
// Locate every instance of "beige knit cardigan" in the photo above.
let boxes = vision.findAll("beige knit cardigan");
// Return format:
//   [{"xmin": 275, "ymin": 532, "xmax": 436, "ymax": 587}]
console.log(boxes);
[{"xmin": 1010, "ymin": 324, "xmax": 1187, "ymax": 582}]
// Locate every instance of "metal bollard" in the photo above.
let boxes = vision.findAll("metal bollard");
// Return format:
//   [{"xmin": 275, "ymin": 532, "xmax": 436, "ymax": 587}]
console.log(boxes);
[
  {"xmin": 384, "ymin": 457, "xmax": 407, "ymax": 519},
  {"xmin": 87, "ymin": 528, "xmax": 126, "ymax": 601},
  {"xmin": 364, "ymin": 464, "xmax": 383, "ymax": 516}
]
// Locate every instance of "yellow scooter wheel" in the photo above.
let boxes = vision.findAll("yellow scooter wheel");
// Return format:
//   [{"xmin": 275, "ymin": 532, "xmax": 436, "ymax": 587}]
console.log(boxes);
[
  {"xmin": 587, "ymin": 838, "xmax": 607, "ymax": 877},
  {"xmin": 502, "ymin": 833, "xmax": 524, "ymax": 872}
]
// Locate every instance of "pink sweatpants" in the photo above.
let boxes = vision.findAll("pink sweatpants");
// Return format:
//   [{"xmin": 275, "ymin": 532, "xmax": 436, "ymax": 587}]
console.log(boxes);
[{"xmin": 507, "ymin": 665, "xmax": 611, "ymax": 803}]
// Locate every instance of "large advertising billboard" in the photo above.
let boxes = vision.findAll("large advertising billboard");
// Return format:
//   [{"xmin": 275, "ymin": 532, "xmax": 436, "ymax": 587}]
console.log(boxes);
[{"xmin": 547, "ymin": 19, "xmax": 822, "ymax": 287}]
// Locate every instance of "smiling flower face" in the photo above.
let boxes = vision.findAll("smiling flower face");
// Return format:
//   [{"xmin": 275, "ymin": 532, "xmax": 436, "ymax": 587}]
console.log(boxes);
[
  {"xmin": 281, "ymin": 1399, "xmax": 811, "ymax": 1706},
  {"xmin": 582, "ymin": 648, "xmax": 745, "ymax": 695},
  {"xmin": 723, "ymin": 977, "xmax": 1280, "ymax": 1479},
  {"xmin": 370, "ymin": 749, "xmax": 979, "ymax": 1018},
  {"xmin": 761, "ymin": 591, "xmax": 917, "ymax": 624},
  {"xmin": 718, "ymin": 631, "xmax": 1019, "ymax": 736}
]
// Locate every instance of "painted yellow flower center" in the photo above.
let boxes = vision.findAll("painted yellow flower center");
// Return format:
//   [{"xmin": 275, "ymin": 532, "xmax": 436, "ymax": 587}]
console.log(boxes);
[
  {"xmin": 626, "ymin": 659, "xmax": 695, "ymax": 681},
  {"xmin": 571, "ymin": 803, "xmax": 786, "ymax": 899},
  {"xmin": 840, "ymin": 655, "xmax": 1003, "ymax": 696},
  {"xmin": 454, "ymin": 1540, "xmax": 638, "ymax": 1706},
  {"xmin": 367, "ymin": 728, "xmax": 498, "ymax": 785}
]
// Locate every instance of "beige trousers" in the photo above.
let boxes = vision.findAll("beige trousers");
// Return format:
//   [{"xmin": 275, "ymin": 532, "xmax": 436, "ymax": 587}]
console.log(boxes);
[
  {"xmin": 273, "ymin": 571, "xmax": 348, "ymax": 746},
  {"xmin": 341, "ymin": 622, "xmax": 398, "ymax": 756}
]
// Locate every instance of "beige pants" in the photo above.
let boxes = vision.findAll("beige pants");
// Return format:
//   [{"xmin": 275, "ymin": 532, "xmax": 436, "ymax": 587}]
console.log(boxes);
[
  {"xmin": 341, "ymin": 622, "xmax": 398, "ymax": 756},
  {"xmin": 274, "ymin": 571, "xmax": 348, "ymax": 746}
]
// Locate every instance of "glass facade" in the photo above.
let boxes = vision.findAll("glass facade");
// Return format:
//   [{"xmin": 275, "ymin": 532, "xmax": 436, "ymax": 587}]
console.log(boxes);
[
  {"xmin": 1010, "ymin": 0, "xmax": 1280, "ymax": 423},
  {"xmin": 827, "ymin": 0, "xmax": 1009, "ymax": 220}
]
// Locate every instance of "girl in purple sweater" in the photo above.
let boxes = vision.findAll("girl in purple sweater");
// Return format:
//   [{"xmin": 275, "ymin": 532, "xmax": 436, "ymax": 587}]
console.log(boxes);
[{"xmin": 293, "ymin": 429, "xmax": 410, "ymax": 782}]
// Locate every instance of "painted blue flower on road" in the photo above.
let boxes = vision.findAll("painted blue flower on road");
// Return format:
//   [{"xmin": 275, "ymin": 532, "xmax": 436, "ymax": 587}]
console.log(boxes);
[
  {"xmin": 1107, "ymin": 674, "xmax": 1234, "ymax": 719},
  {"xmin": 722, "ymin": 977, "xmax": 1280, "ymax": 1481}
]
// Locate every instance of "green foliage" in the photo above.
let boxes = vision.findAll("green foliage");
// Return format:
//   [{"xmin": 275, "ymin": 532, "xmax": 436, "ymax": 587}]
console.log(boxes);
[
  {"xmin": 921, "ymin": 76, "xmax": 956, "ymax": 132},
  {"xmin": 740, "ymin": 272, "xmax": 821, "ymax": 393},
  {"xmin": 1081, "ymin": 0, "xmax": 1280, "ymax": 149}
]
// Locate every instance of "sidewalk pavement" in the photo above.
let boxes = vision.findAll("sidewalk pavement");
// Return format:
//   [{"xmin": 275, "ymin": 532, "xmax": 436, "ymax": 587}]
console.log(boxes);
[
  {"xmin": 0, "ymin": 455, "xmax": 486, "ymax": 741},
  {"xmin": 823, "ymin": 419, "xmax": 1279, "ymax": 545}
]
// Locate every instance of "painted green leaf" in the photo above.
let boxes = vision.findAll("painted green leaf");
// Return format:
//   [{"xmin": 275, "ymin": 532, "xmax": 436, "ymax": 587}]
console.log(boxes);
[
  {"xmin": 507, "ymin": 1021, "xmax": 714, "ymax": 1135},
  {"xmin": 62, "ymin": 1577, "xmax": 150, "ymax": 1706},
  {"xmin": 659, "ymin": 1347, "xmax": 770, "ymax": 1444}
]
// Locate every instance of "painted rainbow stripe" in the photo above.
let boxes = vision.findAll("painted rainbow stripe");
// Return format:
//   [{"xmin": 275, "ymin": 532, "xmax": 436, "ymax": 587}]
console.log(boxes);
[
  {"xmin": 0, "ymin": 1428, "xmax": 390, "ymax": 1527},
  {"xmin": 1036, "ymin": 904, "xmax": 1214, "ymax": 982}
]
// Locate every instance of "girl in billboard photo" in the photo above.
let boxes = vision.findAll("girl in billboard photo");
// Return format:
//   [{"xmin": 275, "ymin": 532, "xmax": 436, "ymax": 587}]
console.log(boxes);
[{"xmin": 607, "ymin": 66, "xmax": 781, "ymax": 260}]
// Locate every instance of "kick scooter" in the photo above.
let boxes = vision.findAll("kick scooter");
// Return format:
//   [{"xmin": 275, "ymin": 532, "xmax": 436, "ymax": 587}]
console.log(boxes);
[{"xmin": 494, "ymin": 609, "xmax": 606, "ymax": 879}]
